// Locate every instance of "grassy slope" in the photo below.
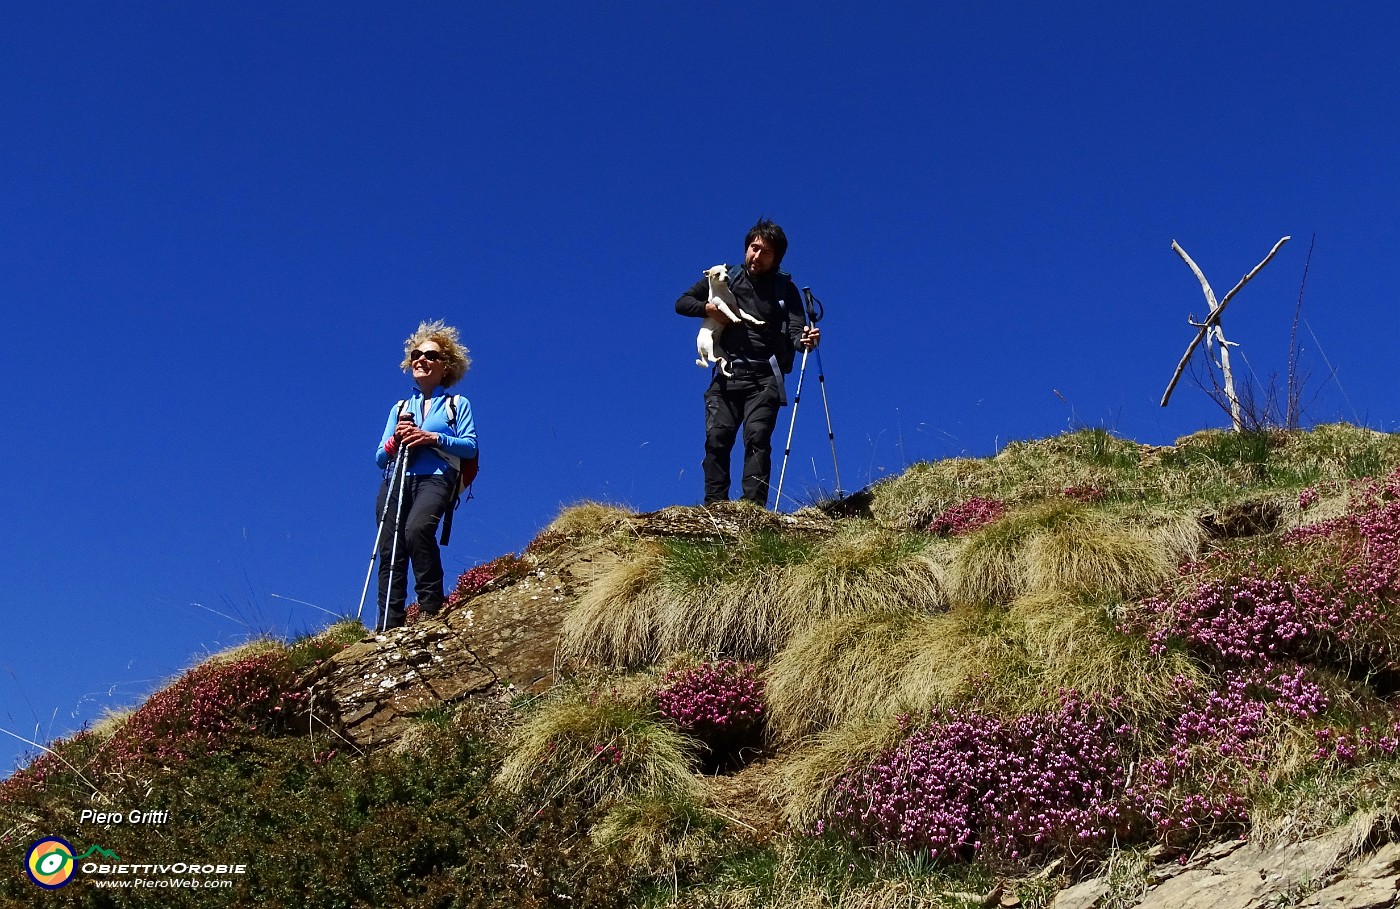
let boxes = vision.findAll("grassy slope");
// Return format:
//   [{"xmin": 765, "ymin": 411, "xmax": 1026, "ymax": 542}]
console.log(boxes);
[{"xmin": 8, "ymin": 424, "xmax": 1400, "ymax": 908}]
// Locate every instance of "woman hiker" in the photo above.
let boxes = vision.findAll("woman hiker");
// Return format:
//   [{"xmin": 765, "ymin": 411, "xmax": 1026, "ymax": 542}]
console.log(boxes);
[{"xmin": 372, "ymin": 319, "xmax": 477, "ymax": 631}]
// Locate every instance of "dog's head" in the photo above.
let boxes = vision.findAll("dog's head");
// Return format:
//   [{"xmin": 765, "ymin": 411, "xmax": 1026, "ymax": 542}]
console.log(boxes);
[{"xmin": 702, "ymin": 264, "xmax": 729, "ymax": 287}]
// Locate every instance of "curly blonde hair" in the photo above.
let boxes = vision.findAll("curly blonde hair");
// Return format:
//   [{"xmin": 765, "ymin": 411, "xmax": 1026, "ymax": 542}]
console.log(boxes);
[{"xmin": 400, "ymin": 319, "xmax": 471, "ymax": 388}]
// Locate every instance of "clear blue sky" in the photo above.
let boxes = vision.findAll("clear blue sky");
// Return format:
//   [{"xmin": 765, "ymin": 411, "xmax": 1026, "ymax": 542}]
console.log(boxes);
[{"xmin": 4, "ymin": 2, "xmax": 1398, "ymax": 775}]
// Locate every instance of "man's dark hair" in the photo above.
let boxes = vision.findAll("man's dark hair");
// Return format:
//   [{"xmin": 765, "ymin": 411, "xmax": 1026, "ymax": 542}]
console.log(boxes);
[{"xmin": 745, "ymin": 218, "xmax": 788, "ymax": 266}]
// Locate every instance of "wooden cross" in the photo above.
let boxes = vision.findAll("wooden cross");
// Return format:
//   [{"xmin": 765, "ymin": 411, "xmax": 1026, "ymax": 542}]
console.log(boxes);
[{"xmin": 1160, "ymin": 236, "xmax": 1290, "ymax": 431}]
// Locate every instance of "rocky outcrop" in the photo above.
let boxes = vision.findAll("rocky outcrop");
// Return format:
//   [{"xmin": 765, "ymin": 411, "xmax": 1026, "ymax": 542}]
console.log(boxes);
[
  {"xmin": 301, "ymin": 548, "xmax": 596, "ymax": 749},
  {"xmin": 1053, "ymin": 828, "xmax": 1400, "ymax": 909},
  {"xmin": 629, "ymin": 500, "xmax": 838, "ymax": 539}
]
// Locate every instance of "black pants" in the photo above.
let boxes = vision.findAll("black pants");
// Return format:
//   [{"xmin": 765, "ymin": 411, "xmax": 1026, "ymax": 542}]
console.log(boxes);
[
  {"xmin": 374, "ymin": 473, "xmax": 453, "ymax": 630},
  {"xmin": 703, "ymin": 373, "xmax": 783, "ymax": 506}
]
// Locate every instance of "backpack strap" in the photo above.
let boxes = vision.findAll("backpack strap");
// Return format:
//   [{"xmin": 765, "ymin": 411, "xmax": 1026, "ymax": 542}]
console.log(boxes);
[
  {"xmin": 437, "ymin": 393, "xmax": 476, "ymax": 547},
  {"xmin": 727, "ymin": 265, "xmax": 795, "ymax": 318}
]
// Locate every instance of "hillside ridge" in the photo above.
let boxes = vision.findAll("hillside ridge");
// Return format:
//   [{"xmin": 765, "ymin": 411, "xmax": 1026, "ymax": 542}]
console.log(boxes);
[{"xmin": 10, "ymin": 423, "xmax": 1400, "ymax": 908}]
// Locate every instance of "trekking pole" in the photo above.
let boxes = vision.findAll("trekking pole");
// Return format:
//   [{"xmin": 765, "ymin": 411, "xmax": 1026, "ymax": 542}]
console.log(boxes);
[
  {"xmin": 379, "ymin": 413, "xmax": 417, "ymax": 633},
  {"xmin": 774, "ymin": 348, "xmax": 810, "ymax": 511},
  {"xmin": 356, "ymin": 443, "xmax": 408, "ymax": 624},
  {"xmin": 805, "ymin": 287, "xmax": 844, "ymax": 500},
  {"xmin": 774, "ymin": 288, "xmax": 842, "ymax": 510}
]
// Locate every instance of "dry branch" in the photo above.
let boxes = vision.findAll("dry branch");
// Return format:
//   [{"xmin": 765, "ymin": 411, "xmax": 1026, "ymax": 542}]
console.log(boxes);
[{"xmin": 1160, "ymin": 235, "xmax": 1290, "ymax": 410}]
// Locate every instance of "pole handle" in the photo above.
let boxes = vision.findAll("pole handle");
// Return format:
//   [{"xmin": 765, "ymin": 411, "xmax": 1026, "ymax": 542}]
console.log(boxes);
[{"xmin": 801, "ymin": 287, "xmax": 824, "ymax": 325}]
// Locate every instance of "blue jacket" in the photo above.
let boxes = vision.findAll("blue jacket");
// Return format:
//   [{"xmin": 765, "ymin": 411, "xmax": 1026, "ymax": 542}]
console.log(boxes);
[{"xmin": 374, "ymin": 387, "xmax": 478, "ymax": 476}]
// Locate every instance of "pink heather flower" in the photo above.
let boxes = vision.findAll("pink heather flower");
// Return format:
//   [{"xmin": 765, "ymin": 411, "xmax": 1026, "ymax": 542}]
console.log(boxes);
[
  {"xmin": 928, "ymin": 497, "xmax": 1007, "ymax": 537},
  {"xmin": 828, "ymin": 693, "xmax": 1135, "ymax": 862},
  {"xmin": 656, "ymin": 660, "xmax": 765, "ymax": 746},
  {"xmin": 447, "ymin": 553, "xmax": 526, "ymax": 607}
]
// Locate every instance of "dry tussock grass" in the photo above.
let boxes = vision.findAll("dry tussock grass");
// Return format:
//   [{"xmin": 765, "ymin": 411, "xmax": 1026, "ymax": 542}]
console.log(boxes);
[
  {"xmin": 88, "ymin": 707, "xmax": 134, "ymax": 741},
  {"xmin": 1281, "ymin": 488, "xmax": 1352, "ymax": 532},
  {"xmin": 873, "ymin": 425, "xmax": 1400, "ymax": 535},
  {"xmin": 950, "ymin": 500, "xmax": 1178, "ymax": 607},
  {"xmin": 1271, "ymin": 423, "xmax": 1400, "ymax": 478},
  {"xmin": 1252, "ymin": 763, "xmax": 1400, "ymax": 850},
  {"xmin": 544, "ymin": 500, "xmax": 634, "ymax": 539},
  {"xmin": 868, "ymin": 429, "xmax": 1149, "ymax": 528},
  {"xmin": 767, "ymin": 601, "xmax": 1057, "ymax": 743},
  {"xmin": 895, "ymin": 605, "xmax": 1031, "ymax": 714},
  {"xmin": 564, "ymin": 524, "xmax": 946, "ymax": 667},
  {"xmin": 1132, "ymin": 510, "xmax": 1208, "ymax": 565},
  {"xmin": 1024, "ymin": 521, "xmax": 1173, "ymax": 600},
  {"xmin": 765, "ymin": 609, "xmax": 942, "ymax": 743},
  {"xmin": 561, "ymin": 543, "xmax": 669, "ymax": 667},
  {"xmin": 654, "ymin": 569, "xmax": 792, "ymax": 661},
  {"xmin": 1008, "ymin": 591, "xmax": 1204, "ymax": 719},
  {"xmin": 190, "ymin": 637, "xmax": 283, "ymax": 670},
  {"xmin": 768, "ymin": 588, "xmax": 1204, "ymax": 746},
  {"xmin": 495, "ymin": 683, "xmax": 700, "ymax": 805},
  {"xmin": 563, "ymin": 548, "xmax": 795, "ymax": 666},
  {"xmin": 866, "ymin": 456, "xmax": 993, "ymax": 528},
  {"xmin": 589, "ymin": 792, "xmax": 727, "ymax": 879}
]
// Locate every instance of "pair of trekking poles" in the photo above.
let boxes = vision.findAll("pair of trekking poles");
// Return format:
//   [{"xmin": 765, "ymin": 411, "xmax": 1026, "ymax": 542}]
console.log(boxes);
[
  {"xmin": 774, "ymin": 287, "xmax": 843, "ymax": 510},
  {"xmin": 356, "ymin": 413, "xmax": 417, "ymax": 633}
]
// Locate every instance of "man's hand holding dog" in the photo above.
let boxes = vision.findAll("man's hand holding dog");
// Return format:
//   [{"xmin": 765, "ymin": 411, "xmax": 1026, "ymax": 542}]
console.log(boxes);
[{"xmin": 705, "ymin": 301, "xmax": 736, "ymax": 325}]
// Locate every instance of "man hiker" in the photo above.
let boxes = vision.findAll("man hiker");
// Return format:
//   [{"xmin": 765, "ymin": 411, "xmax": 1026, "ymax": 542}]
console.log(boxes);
[{"xmin": 675, "ymin": 218, "xmax": 821, "ymax": 507}]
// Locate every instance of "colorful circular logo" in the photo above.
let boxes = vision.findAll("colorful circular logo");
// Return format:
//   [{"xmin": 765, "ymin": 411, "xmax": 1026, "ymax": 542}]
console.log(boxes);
[{"xmin": 25, "ymin": 837, "xmax": 76, "ymax": 889}]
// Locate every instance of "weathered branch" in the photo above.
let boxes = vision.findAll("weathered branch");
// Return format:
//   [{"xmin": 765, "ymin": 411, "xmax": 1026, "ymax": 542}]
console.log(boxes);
[
  {"xmin": 1159, "ymin": 236, "xmax": 1290, "ymax": 408},
  {"xmin": 1210, "ymin": 322, "xmax": 1242, "ymax": 430},
  {"xmin": 1173, "ymin": 241, "xmax": 1219, "ymax": 313},
  {"xmin": 1161, "ymin": 242, "xmax": 1218, "ymax": 407},
  {"xmin": 1218, "ymin": 235, "xmax": 1290, "ymax": 312}
]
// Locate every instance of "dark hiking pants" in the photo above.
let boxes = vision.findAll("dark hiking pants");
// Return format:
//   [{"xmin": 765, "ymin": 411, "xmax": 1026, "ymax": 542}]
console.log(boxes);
[
  {"xmin": 375, "ymin": 473, "xmax": 453, "ymax": 630},
  {"xmin": 703, "ymin": 372, "xmax": 783, "ymax": 506}
]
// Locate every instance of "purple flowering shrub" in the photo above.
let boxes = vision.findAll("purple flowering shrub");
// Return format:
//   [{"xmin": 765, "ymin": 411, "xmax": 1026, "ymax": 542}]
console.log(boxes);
[
  {"xmin": 1314, "ymin": 720, "xmax": 1400, "ymax": 765},
  {"xmin": 0, "ymin": 732, "xmax": 103, "ymax": 801},
  {"xmin": 655, "ymin": 660, "xmax": 765, "ymax": 750},
  {"xmin": 103, "ymin": 651, "xmax": 308, "ymax": 766},
  {"xmin": 447, "ymin": 553, "xmax": 528, "ymax": 607},
  {"xmin": 1, "ymin": 635, "xmax": 357, "ymax": 796},
  {"xmin": 1062, "ymin": 484, "xmax": 1106, "ymax": 504},
  {"xmin": 830, "ymin": 692, "xmax": 1137, "ymax": 863},
  {"xmin": 827, "ymin": 667, "xmax": 1339, "ymax": 861},
  {"xmin": 1135, "ymin": 470, "xmax": 1400, "ymax": 672},
  {"xmin": 1134, "ymin": 665, "xmax": 1329, "ymax": 845},
  {"xmin": 927, "ymin": 497, "xmax": 1007, "ymax": 537}
]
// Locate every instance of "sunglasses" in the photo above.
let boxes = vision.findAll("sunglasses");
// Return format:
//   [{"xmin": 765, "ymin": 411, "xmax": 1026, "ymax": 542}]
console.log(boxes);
[{"xmin": 409, "ymin": 349, "xmax": 444, "ymax": 363}]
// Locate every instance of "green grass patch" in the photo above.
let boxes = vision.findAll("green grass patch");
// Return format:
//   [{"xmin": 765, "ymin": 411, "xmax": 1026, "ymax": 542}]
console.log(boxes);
[{"xmin": 660, "ymin": 530, "xmax": 817, "ymax": 588}]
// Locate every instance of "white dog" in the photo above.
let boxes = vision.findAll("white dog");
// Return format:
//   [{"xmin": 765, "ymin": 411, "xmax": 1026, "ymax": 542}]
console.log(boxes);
[{"xmin": 696, "ymin": 264, "xmax": 765, "ymax": 375}]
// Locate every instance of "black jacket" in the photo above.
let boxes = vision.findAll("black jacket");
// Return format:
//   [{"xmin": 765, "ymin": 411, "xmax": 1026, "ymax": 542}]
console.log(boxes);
[{"xmin": 676, "ymin": 266, "xmax": 807, "ymax": 373}]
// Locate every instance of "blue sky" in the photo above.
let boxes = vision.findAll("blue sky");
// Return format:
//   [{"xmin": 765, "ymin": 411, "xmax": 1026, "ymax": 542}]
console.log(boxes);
[{"xmin": 3, "ymin": 2, "xmax": 1398, "ymax": 775}]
